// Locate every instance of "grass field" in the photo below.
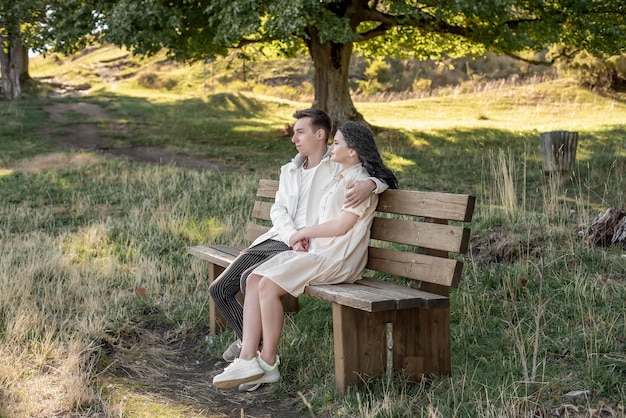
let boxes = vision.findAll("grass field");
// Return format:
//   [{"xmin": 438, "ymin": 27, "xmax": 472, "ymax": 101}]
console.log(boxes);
[{"xmin": 0, "ymin": 47, "xmax": 625, "ymax": 416}]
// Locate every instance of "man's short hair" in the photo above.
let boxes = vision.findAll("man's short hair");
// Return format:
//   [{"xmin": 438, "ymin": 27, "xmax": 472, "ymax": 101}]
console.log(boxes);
[{"xmin": 293, "ymin": 108, "xmax": 332, "ymax": 141}]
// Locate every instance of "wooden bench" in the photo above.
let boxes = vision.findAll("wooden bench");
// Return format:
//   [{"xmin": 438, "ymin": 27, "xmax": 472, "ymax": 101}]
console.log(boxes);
[{"xmin": 189, "ymin": 179, "xmax": 475, "ymax": 394}]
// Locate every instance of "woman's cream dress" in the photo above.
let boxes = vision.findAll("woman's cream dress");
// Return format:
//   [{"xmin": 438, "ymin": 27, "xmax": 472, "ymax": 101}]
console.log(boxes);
[{"xmin": 250, "ymin": 163, "xmax": 378, "ymax": 296}]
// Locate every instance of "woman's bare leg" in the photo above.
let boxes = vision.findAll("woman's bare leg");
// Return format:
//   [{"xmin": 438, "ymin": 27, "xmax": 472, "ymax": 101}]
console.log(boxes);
[
  {"xmin": 257, "ymin": 277, "xmax": 287, "ymax": 366},
  {"xmin": 239, "ymin": 273, "xmax": 263, "ymax": 359}
]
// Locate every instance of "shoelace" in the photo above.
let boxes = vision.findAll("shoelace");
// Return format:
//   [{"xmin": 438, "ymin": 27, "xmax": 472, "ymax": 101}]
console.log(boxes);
[{"xmin": 223, "ymin": 357, "xmax": 243, "ymax": 372}]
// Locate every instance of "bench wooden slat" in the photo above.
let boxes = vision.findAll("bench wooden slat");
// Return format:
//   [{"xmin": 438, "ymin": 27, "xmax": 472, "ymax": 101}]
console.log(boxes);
[
  {"xmin": 252, "ymin": 200, "xmax": 273, "ymax": 221},
  {"xmin": 377, "ymin": 189, "xmax": 475, "ymax": 222},
  {"xmin": 371, "ymin": 217, "xmax": 471, "ymax": 254},
  {"xmin": 257, "ymin": 179, "xmax": 280, "ymax": 198},
  {"xmin": 366, "ymin": 246, "xmax": 464, "ymax": 288},
  {"xmin": 188, "ymin": 245, "xmax": 244, "ymax": 267},
  {"xmin": 245, "ymin": 224, "xmax": 271, "ymax": 243},
  {"xmin": 305, "ymin": 283, "xmax": 397, "ymax": 311},
  {"xmin": 305, "ymin": 277, "xmax": 449, "ymax": 312},
  {"xmin": 355, "ymin": 277, "xmax": 449, "ymax": 309},
  {"xmin": 254, "ymin": 180, "xmax": 476, "ymax": 223}
]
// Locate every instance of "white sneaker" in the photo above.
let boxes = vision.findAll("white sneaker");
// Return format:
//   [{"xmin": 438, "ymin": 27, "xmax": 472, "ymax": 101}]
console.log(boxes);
[
  {"xmin": 237, "ymin": 354, "xmax": 280, "ymax": 391},
  {"xmin": 222, "ymin": 339, "xmax": 242, "ymax": 362},
  {"xmin": 212, "ymin": 357, "xmax": 264, "ymax": 389}
]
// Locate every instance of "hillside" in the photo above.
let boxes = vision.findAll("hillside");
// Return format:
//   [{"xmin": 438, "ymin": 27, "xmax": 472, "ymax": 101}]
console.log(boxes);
[
  {"xmin": 28, "ymin": 44, "xmax": 555, "ymax": 101},
  {"xmin": 28, "ymin": 44, "xmax": 626, "ymax": 135}
]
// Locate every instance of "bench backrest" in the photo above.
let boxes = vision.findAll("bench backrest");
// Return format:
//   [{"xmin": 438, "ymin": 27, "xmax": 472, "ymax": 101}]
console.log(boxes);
[{"xmin": 246, "ymin": 179, "xmax": 475, "ymax": 296}]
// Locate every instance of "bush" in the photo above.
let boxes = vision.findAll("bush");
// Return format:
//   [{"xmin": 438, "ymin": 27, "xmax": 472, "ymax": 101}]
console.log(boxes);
[
  {"xmin": 136, "ymin": 72, "xmax": 178, "ymax": 90},
  {"xmin": 556, "ymin": 50, "xmax": 626, "ymax": 90},
  {"xmin": 412, "ymin": 78, "xmax": 432, "ymax": 93},
  {"xmin": 227, "ymin": 79, "xmax": 254, "ymax": 92},
  {"xmin": 355, "ymin": 78, "xmax": 384, "ymax": 96},
  {"xmin": 365, "ymin": 59, "xmax": 393, "ymax": 85}
]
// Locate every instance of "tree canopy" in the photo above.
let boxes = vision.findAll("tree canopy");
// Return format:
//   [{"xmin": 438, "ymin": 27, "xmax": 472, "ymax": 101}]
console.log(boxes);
[
  {"xmin": 91, "ymin": 0, "xmax": 625, "ymax": 121},
  {"xmin": 6, "ymin": 1, "xmax": 626, "ymax": 118}
]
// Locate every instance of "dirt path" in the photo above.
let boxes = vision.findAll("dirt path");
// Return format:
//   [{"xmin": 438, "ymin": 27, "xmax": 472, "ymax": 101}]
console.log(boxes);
[
  {"xmin": 106, "ymin": 328, "xmax": 304, "ymax": 417},
  {"xmin": 40, "ymin": 101, "xmax": 230, "ymax": 171}
]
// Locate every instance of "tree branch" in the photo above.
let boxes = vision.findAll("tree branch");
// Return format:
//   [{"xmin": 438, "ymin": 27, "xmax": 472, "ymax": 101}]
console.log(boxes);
[
  {"xmin": 501, "ymin": 48, "xmax": 581, "ymax": 66},
  {"xmin": 236, "ymin": 37, "xmax": 271, "ymax": 48},
  {"xmin": 354, "ymin": 8, "xmax": 472, "ymax": 41}
]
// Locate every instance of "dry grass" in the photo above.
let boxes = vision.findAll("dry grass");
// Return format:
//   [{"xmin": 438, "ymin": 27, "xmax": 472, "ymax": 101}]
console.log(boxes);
[
  {"xmin": 12, "ymin": 152, "xmax": 104, "ymax": 173},
  {"xmin": 0, "ymin": 335, "xmax": 99, "ymax": 416},
  {"xmin": 0, "ymin": 232, "xmax": 109, "ymax": 416}
]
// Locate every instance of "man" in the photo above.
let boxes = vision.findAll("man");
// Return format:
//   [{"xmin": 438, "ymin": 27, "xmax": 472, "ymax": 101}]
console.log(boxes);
[{"xmin": 209, "ymin": 108, "xmax": 387, "ymax": 390}]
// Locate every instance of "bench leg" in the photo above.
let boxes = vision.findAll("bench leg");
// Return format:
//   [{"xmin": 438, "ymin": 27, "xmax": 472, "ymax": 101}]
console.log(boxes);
[
  {"xmin": 208, "ymin": 263, "xmax": 227, "ymax": 336},
  {"xmin": 331, "ymin": 303, "xmax": 451, "ymax": 394},
  {"xmin": 281, "ymin": 294, "xmax": 299, "ymax": 314}
]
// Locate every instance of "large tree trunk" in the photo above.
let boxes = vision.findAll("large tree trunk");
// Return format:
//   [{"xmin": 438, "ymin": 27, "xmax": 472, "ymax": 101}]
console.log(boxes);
[
  {"xmin": 20, "ymin": 51, "xmax": 30, "ymax": 83},
  {"xmin": 0, "ymin": 37, "xmax": 24, "ymax": 100},
  {"xmin": 306, "ymin": 28, "xmax": 363, "ymax": 125}
]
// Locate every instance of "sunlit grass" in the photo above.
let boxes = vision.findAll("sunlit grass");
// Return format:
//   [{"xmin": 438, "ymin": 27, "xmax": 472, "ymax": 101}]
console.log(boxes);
[
  {"xmin": 382, "ymin": 152, "xmax": 416, "ymax": 173},
  {"xmin": 104, "ymin": 380, "xmax": 216, "ymax": 418},
  {"xmin": 359, "ymin": 79, "xmax": 626, "ymax": 131}
]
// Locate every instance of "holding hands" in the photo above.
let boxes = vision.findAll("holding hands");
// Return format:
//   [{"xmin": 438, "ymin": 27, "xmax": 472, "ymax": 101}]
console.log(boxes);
[{"xmin": 290, "ymin": 230, "xmax": 310, "ymax": 252}]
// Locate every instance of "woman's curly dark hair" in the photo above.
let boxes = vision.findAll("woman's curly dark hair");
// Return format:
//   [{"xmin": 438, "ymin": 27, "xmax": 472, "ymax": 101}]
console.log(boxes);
[{"xmin": 337, "ymin": 121, "xmax": 399, "ymax": 189}]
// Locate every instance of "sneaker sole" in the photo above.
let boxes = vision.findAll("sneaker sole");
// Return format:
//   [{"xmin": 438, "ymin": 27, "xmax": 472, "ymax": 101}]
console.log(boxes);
[
  {"xmin": 237, "ymin": 370, "xmax": 280, "ymax": 391},
  {"xmin": 238, "ymin": 382, "xmax": 262, "ymax": 392},
  {"xmin": 213, "ymin": 371, "xmax": 265, "ymax": 389}
]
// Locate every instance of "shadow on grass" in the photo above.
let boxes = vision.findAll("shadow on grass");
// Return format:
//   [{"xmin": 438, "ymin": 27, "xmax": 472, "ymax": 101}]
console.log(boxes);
[{"xmin": 3, "ymin": 92, "xmax": 625, "ymax": 205}]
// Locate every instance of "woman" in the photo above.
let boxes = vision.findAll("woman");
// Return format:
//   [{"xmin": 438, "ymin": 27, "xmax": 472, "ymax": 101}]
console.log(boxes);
[{"xmin": 212, "ymin": 121, "xmax": 398, "ymax": 389}]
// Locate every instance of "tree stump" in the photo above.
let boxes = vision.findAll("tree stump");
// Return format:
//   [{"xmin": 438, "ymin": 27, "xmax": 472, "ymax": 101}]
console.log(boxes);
[{"xmin": 539, "ymin": 131, "xmax": 578, "ymax": 174}]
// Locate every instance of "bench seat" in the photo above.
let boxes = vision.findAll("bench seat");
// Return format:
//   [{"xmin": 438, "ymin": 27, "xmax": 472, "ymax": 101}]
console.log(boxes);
[
  {"xmin": 305, "ymin": 278, "xmax": 449, "ymax": 311},
  {"xmin": 188, "ymin": 244, "xmax": 244, "ymax": 267}
]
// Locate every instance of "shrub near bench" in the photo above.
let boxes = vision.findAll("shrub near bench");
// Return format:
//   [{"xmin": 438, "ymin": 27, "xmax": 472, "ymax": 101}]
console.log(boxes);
[{"xmin": 190, "ymin": 179, "xmax": 475, "ymax": 394}]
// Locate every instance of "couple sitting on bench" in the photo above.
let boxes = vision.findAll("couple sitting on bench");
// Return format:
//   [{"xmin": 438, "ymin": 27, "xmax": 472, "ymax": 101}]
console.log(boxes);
[{"xmin": 210, "ymin": 108, "xmax": 398, "ymax": 391}]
